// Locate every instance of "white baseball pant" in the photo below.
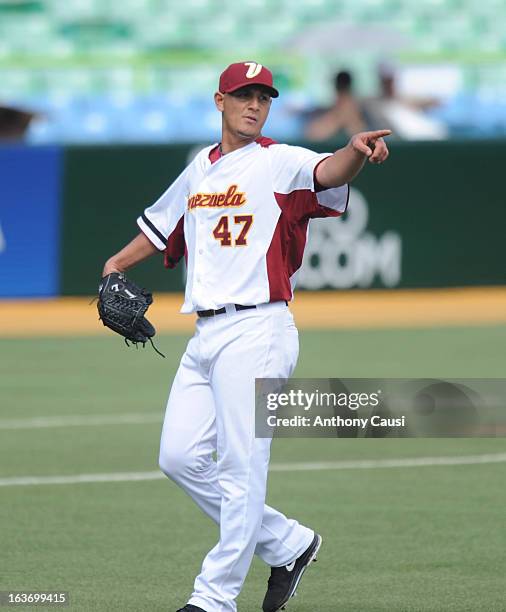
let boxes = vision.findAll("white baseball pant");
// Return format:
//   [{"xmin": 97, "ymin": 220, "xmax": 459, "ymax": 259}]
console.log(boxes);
[{"xmin": 158, "ymin": 301, "xmax": 314, "ymax": 612}]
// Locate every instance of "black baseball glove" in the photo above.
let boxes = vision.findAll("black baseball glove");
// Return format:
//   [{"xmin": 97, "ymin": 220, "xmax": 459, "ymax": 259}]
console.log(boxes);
[{"xmin": 97, "ymin": 272, "xmax": 164, "ymax": 356}]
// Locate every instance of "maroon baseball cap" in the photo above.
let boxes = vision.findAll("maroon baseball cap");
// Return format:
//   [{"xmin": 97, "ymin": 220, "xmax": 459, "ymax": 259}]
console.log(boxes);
[{"xmin": 219, "ymin": 61, "xmax": 279, "ymax": 98}]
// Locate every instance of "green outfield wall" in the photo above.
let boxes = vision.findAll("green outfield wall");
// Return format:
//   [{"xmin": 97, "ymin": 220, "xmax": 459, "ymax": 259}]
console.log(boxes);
[{"xmin": 61, "ymin": 140, "xmax": 506, "ymax": 295}]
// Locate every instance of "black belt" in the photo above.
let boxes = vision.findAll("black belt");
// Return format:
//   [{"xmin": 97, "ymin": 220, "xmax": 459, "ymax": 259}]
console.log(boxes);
[{"xmin": 197, "ymin": 302, "xmax": 287, "ymax": 318}]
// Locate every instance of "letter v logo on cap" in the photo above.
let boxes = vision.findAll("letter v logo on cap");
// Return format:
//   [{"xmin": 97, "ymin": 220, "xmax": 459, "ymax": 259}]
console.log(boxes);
[{"xmin": 244, "ymin": 62, "xmax": 262, "ymax": 78}]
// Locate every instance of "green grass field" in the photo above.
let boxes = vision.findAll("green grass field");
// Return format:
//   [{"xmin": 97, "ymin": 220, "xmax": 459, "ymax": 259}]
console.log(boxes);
[{"xmin": 1, "ymin": 326, "xmax": 506, "ymax": 611}]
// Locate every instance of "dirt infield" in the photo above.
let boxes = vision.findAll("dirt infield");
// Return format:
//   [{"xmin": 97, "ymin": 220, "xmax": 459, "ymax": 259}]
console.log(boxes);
[{"xmin": 1, "ymin": 287, "xmax": 505, "ymax": 338}]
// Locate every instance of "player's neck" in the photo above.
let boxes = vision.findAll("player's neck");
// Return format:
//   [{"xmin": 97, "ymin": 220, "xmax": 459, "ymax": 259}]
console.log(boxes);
[{"xmin": 220, "ymin": 133, "xmax": 258, "ymax": 155}]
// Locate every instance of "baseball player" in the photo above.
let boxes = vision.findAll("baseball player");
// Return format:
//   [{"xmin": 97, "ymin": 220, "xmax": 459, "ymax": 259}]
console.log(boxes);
[{"xmin": 101, "ymin": 61, "xmax": 390, "ymax": 612}]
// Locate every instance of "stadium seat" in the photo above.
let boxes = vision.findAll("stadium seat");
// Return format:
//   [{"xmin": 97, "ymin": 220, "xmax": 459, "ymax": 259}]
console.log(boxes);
[{"xmin": 0, "ymin": 0, "xmax": 504, "ymax": 141}]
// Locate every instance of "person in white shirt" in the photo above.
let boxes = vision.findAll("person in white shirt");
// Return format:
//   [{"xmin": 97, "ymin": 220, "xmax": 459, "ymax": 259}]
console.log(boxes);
[{"xmin": 102, "ymin": 61, "xmax": 390, "ymax": 612}]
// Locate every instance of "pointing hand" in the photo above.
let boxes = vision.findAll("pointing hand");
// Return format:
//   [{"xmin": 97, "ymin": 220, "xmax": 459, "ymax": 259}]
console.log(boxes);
[{"xmin": 350, "ymin": 129, "xmax": 391, "ymax": 164}]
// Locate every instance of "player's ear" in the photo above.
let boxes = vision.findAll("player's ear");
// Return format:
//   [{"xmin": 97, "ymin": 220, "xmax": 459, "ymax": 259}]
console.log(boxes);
[{"xmin": 214, "ymin": 91, "xmax": 225, "ymax": 112}]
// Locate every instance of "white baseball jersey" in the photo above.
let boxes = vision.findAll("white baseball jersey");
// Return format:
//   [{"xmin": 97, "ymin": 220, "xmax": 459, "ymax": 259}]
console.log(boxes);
[{"xmin": 137, "ymin": 137, "xmax": 349, "ymax": 313}]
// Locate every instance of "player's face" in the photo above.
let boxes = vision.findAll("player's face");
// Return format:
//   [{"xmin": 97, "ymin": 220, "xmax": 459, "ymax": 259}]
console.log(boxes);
[{"xmin": 217, "ymin": 86, "xmax": 272, "ymax": 141}]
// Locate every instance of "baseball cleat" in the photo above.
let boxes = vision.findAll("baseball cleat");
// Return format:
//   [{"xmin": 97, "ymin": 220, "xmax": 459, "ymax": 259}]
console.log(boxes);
[
  {"xmin": 262, "ymin": 533, "xmax": 322, "ymax": 612},
  {"xmin": 176, "ymin": 605, "xmax": 208, "ymax": 612}
]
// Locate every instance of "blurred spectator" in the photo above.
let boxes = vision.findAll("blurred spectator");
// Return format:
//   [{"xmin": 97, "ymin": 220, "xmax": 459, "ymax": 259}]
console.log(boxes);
[
  {"xmin": 361, "ymin": 62, "xmax": 447, "ymax": 140},
  {"xmin": 0, "ymin": 105, "xmax": 37, "ymax": 141},
  {"xmin": 304, "ymin": 70, "xmax": 367, "ymax": 142}
]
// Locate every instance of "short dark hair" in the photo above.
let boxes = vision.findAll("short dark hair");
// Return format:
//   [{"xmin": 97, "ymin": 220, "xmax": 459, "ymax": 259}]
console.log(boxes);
[{"xmin": 334, "ymin": 71, "xmax": 353, "ymax": 93}]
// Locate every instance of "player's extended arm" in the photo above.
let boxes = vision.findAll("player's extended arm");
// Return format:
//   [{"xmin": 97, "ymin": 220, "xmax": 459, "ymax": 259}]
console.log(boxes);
[
  {"xmin": 315, "ymin": 129, "xmax": 391, "ymax": 188},
  {"xmin": 102, "ymin": 232, "xmax": 159, "ymax": 277}
]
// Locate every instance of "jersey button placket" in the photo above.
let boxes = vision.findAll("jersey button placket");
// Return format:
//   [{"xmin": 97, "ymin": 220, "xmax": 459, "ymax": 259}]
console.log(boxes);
[{"xmin": 195, "ymin": 211, "xmax": 205, "ymax": 290}]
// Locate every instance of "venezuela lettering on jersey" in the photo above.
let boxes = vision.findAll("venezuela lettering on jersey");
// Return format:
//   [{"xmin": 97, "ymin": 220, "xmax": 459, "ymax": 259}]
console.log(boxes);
[{"xmin": 188, "ymin": 184, "xmax": 246, "ymax": 210}]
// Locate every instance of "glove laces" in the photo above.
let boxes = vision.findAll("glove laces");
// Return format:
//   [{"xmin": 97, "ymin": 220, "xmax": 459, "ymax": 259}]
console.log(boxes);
[{"xmin": 124, "ymin": 337, "xmax": 166, "ymax": 358}]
